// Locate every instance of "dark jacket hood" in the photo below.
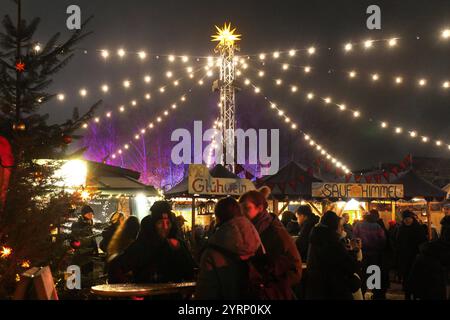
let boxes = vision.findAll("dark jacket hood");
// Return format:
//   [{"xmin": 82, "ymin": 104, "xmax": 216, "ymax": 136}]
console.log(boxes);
[
  {"xmin": 208, "ymin": 216, "xmax": 262, "ymax": 257},
  {"xmin": 309, "ymin": 223, "xmax": 340, "ymax": 245}
]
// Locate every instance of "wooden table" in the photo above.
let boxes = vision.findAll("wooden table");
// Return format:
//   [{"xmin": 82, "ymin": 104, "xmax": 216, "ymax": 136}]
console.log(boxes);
[{"xmin": 91, "ymin": 282, "xmax": 196, "ymax": 298}]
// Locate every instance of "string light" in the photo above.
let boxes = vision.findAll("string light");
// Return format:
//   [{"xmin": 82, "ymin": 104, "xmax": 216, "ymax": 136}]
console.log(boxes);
[
  {"xmin": 259, "ymin": 53, "xmax": 266, "ymax": 60},
  {"xmin": 273, "ymin": 51, "xmax": 280, "ymax": 59},
  {"xmin": 101, "ymin": 84, "xmax": 109, "ymax": 93},
  {"xmin": 34, "ymin": 44, "xmax": 42, "ymax": 52},
  {"xmin": 291, "ymin": 85, "xmax": 298, "ymax": 92},
  {"xmin": 168, "ymin": 55, "xmax": 175, "ymax": 62},
  {"xmin": 349, "ymin": 71, "xmax": 357, "ymax": 78},
  {"xmin": 388, "ymin": 38, "xmax": 398, "ymax": 47},
  {"xmin": 395, "ymin": 76, "xmax": 403, "ymax": 84},
  {"xmin": 442, "ymin": 29, "xmax": 450, "ymax": 39},
  {"xmin": 101, "ymin": 49, "xmax": 109, "ymax": 59},
  {"xmin": 304, "ymin": 66, "xmax": 311, "ymax": 73},
  {"xmin": 275, "ymin": 79, "xmax": 282, "ymax": 85},
  {"xmin": 123, "ymin": 80, "xmax": 131, "ymax": 88},
  {"xmin": 307, "ymin": 92, "xmax": 314, "ymax": 100},
  {"xmin": 166, "ymin": 71, "xmax": 173, "ymax": 78},
  {"xmin": 138, "ymin": 51, "xmax": 147, "ymax": 60},
  {"xmin": 410, "ymin": 131, "xmax": 417, "ymax": 138},
  {"xmin": 144, "ymin": 75, "xmax": 151, "ymax": 83},
  {"xmin": 418, "ymin": 78, "xmax": 427, "ymax": 86},
  {"xmin": 117, "ymin": 48, "xmax": 126, "ymax": 58},
  {"xmin": 372, "ymin": 73, "xmax": 380, "ymax": 81},
  {"xmin": 344, "ymin": 43, "xmax": 353, "ymax": 51},
  {"xmin": 79, "ymin": 89, "xmax": 87, "ymax": 97},
  {"xmin": 57, "ymin": 93, "xmax": 65, "ymax": 101},
  {"xmin": 442, "ymin": 81, "xmax": 450, "ymax": 89},
  {"xmin": 307, "ymin": 46, "xmax": 316, "ymax": 55},
  {"xmin": 364, "ymin": 40, "xmax": 373, "ymax": 48},
  {"xmin": 245, "ymin": 63, "xmax": 450, "ymax": 154}
]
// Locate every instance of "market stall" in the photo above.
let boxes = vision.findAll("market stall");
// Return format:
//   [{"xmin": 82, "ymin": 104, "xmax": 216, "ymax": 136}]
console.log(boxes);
[{"xmin": 165, "ymin": 164, "xmax": 255, "ymax": 236}]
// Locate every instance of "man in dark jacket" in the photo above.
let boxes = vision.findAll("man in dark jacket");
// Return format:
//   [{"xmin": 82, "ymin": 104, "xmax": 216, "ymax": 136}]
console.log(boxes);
[
  {"xmin": 395, "ymin": 210, "xmax": 428, "ymax": 300},
  {"xmin": 71, "ymin": 205, "xmax": 99, "ymax": 282},
  {"xmin": 408, "ymin": 216, "xmax": 450, "ymax": 300},
  {"xmin": 196, "ymin": 197, "xmax": 262, "ymax": 299},
  {"xmin": 295, "ymin": 205, "xmax": 320, "ymax": 262},
  {"xmin": 239, "ymin": 190, "xmax": 302, "ymax": 299},
  {"xmin": 108, "ymin": 201, "xmax": 196, "ymax": 285},
  {"xmin": 306, "ymin": 211, "xmax": 361, "ymax": 300}
]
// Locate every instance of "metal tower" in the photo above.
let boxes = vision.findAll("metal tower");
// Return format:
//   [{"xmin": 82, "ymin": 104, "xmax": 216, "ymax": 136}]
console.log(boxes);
[{"xmin": 212, "ymin": 23, "xmax": 241, "ymax": 172}]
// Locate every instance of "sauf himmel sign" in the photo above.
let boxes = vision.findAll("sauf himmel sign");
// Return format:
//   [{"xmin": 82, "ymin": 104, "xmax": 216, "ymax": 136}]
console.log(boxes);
[
  {"xmin": 188, "ymin": 164, "xmax": 255, "ymax": 196},
  {"xmin": 312, "ymin": 182, "xmax": 404, "ymax": 199}
]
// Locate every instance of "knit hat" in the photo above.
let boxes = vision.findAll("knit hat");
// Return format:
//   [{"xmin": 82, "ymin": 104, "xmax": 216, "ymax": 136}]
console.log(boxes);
[
  {"xmin": 402, "ymin": 210, "xmax": 414, "ymax": 220},
  {"xmin": 81, "ymin": 205, "xmax": 94, "ymax": 215},
  {"xmin": 150, "ymin": 201, "xmax": 172, "ymax": 220},
  {"xmin": 320, "ymin": 211, "xmax": 341, "ymax": 231}
]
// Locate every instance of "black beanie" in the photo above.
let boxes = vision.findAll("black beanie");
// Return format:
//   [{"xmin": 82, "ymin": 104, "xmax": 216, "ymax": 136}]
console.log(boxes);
[
  {"xmin": 321, "ymin": 211, "xmax": 340, "ymax": 231},
  {"xmin": 150, "ymin": 201, "xmax": 172, "ymax": 220},
  {"xmin": 81, "ymin": 205, "xmax": 94, "ymax": 215},
  {"xmin": 402, "ymin": 210, "xmax": 414, "ymax": 220}
]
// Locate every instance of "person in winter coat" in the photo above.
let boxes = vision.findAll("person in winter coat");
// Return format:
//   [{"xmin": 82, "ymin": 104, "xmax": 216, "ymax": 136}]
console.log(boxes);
[
  {"xmin": 353, "ymin": 210, "xmax": 387, "ymax": 299},
  {"xmin": 281, "ymin": 211, "xmax": 300, "ymax": 235},
  {"xmin": 395, "ymin": 210, "xmax": 428, "ymax": 300},
  {"xmin": 106, "ymin": 215, "xmax": 140, "ymax": 262},
  {"xmin": 70, "ymin": 205, "xmax": 99, "ymax": 280},
  {"xmin": 408, "ymin": 216, "xmax": 450, "ymax": 300},
  {"xmin": 295, "ymin": 205, "xmax": 320, "ymax": 262},
  {"xmin": 108, "ymin": 201, "xmax": 196, "ymax": 285},
  {"xmin": 99, "ymin": 211, "xmax": 125, "ymax": 253},
  {"xmin": 239, "ymin": 190, "xmax": 302, "ymax": 299},
  {"xmin": 195, "ymin": 197, "xmax": 262, "ymax": 300},
  {"xmin": 306, "ymin": 211, "xmax": 361, "ymax": 300}
]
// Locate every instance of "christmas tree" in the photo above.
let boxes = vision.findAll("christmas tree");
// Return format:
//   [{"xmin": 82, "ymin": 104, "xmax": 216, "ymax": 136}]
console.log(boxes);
[{"xmin": 0, "ymin": 0, "xmax": 100, "ymax": 298}]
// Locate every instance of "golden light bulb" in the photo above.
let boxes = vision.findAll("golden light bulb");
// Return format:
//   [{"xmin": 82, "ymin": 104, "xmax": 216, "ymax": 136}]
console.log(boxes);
[
  {"xmin": 101, "ymin": 84, "xmax": 109, "ymax": 93},
  {"xmin": 273, "ymin": 51, "xmax": 280, "ymax": 59},
  {"xmin": 166, "ymin": 71, "xmax": 173, "ymax": 78},
  {"xmin": 291, "ymin": 124, "xmax": 297, "ymax": 129},
  {"xmin": 159, "ymin": 87, "xmax": 165, "ymax": 92},
  {"xmin": 339, "ymin": 104, "xmax": 346, "ymax": 111},
  {"xmin": 258, "ymin": 71, "xmax": 265, "ymax": 77},
  {"xmin": 353, "ymin": 111, "xmax": 360, "ymax": 118},
  {"xmin": 181, "ymin": 56, "xmax": 189, "ymax": 63},
  {"xmin": 244, "ymin": 79, "xmax": 251, "ymax": 85},
  {"xmin": 117, "ymin": 48, "xmax": 126, "ymax": 57},
  {"xmin": 388, "ymin": 38, "xmax": 398, "ymax": 47},
  {"xmin": 254, "ymin": 87, "xmax": 261, "ymax": 93},
  {"xmin": 168, "ymin": 55, "xmax": 175, "ymax": 62},
  {"xmin": 304, "ymin": 66, "xmax": 311, "ymax": 73},
  {"xmin": 364, "ymin": 40, "xmax": 373, "ymax": 48},
  {"xmin": 372, "ymin": 73, "xmax": 379, "ymax": 81},
  {"xmin": 79, "ymin": 89, "xmax": 87, "ymax": 97},
  {"xmin": 289, "ymin": 49, "xmax": 296, "ymax": 56},
  {"xmin": 57, "ymin": 93, "xmax": 65, "ymax": 101},
  {"xmin": 259, "ymin": 53, "xmax": 266, "ymax": 60},
  {"xmin": 276, "ymin": 79, "xmax": 282, "ymax": 85},
  {"xmin": 144, "ymin": 75, "xmax": 151, "ymax": 83},
  {"xmin": 307, "ymin": 93, "xmax": 314, "ymax": 100},
  {"xmin": 308, "ymin": 46, "xmax": 316, "ymax": 55},
  {"xmin": 442, "ymin": 81, "xmax": 449, "ymax": 89},
  {"xmin": 119, "ymin": 106, "xmax": 125, "ymax": 112},
  {"xmin": 344, "ymin": 43, "xmax": 353, "ymax": 51},
  {"xmin": 34, "ymin": 44, "xmax": 42, "ymax": 52},
  {"xmin": 422, "ymin": 136, "xmax": 429, "ymax": 143},
  {"xmin": 349, "ymin": 71, "xmax": 357, "ymax": 78},
  {"xmin": 138, "ymin": 51, "xmax": 147, "ymax": 60},
  {"xmin": 410, "ymin": 131, "xmax": 417, "ymax": 138},
  {"xmin": 131, "ymin": 100, "xmax": 137, "ymax": 106},
  {"xmin": 395, "ymin": 76, "xmax": 403, "ymax": 84},
  {"xmin": 418, "ymin": 78, "xmax": 427, "ymax": 86},
  {"xmin": 282, "ymin": 64, "xmax": 289, "ymax": 70},
  {"xmin": 145, "ymin": 93, "xmax": 151, "ymax": 100},
  {"xmin": 270, "ymin": 103, "xmax": 277, "ymax": 109},
  {"xmin": 442, "ymin": 29, "xmax": 450, "ymax": 39},
  {"xmin": 123, "ymin": 80, "xmax": 131, "ymax": 88},
  {"xmin": 324, "ymin": 97, "xmax": 332, "ymax": 104},
  {"xmin": 101, "ymin": 49, "xmax": 109, "ymax": 59},
  {"xmin": 291, "ymin": 86, "xmax": 298, "ymax": 92},
  {"xmin": 304, "ymin": 135, "xmax": 310, "ymax": 140},
  {"xmin": 395, "ymin": 127, "xmax": 403, "ymax": 134},
  {"xmin": 436, "ymin": 140, "xmax": 443, "ymax": 146},
  {"xmin": 381, "ymin": 122, "xmax": 388, "ymax": 128}
]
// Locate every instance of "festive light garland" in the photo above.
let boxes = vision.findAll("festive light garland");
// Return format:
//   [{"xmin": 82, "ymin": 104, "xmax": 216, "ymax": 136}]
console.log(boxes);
[
  {"xmin": 238, "ymin": 75, "xmax": 352, "ymax": 173},
  {"xmin": 248, "ymin": 59, "xmax": 450, "ymax": 91},
  {"xmin": 239, "ymin": 29, "xmax": 450, "ymax": 59},
  {"xmin": 109, "ymin": 71, "xmax": 214, "ymax": 161},
  {"xmin": 79, "ymin": 65, "xmax": 214, "ymax": 130},
  {"xmin": 241, "ymin": 61, "xmax": 450, "ymax": 154}
]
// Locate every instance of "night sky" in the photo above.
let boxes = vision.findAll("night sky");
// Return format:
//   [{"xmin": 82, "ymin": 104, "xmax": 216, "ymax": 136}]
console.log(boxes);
[{"xmin": 2, "ymin": 0, "xmax": 450, "ymax": 177}]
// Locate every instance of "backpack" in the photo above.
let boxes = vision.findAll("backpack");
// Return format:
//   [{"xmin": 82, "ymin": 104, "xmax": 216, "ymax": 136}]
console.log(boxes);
[{"xmin": 208, "ymin": 244, "xmax": 295, "ymax": 300}]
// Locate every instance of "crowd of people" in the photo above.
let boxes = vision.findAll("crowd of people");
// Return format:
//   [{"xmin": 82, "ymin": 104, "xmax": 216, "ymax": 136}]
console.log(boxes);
[{"xmin": 70, "ymin": 192, "xmax": 450, "ymax": 300}]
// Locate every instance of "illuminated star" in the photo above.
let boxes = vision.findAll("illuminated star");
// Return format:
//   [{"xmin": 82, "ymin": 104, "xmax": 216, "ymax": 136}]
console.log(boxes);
[
  {"xmin": 211, "ymin": 23, "xmax": 241, "ymax": 47},
  {"xmin": 15, "ymin": 61, "xmax": 25, "ymax": 72}
]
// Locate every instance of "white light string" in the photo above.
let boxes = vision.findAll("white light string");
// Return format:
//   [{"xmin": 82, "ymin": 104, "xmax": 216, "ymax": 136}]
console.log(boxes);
[{"xmin": 242, "ymin": 61, "xmax": 450, "ymax": 153}]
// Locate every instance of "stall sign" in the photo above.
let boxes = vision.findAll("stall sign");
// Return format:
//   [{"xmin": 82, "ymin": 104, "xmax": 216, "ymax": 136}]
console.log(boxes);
[
  {"xmin": 188, "ymin": 164, "xmax": 255, "ymax": 196},
  {"xmin": 312, "ymin": 182, "xmax": 404, "ymax": 199}
]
